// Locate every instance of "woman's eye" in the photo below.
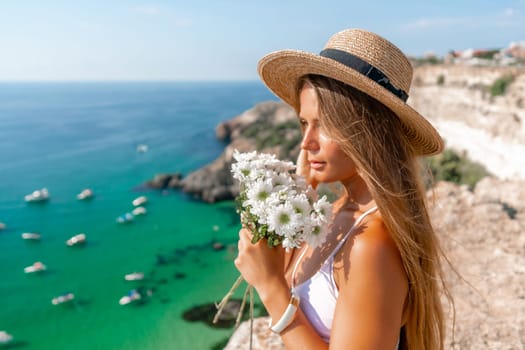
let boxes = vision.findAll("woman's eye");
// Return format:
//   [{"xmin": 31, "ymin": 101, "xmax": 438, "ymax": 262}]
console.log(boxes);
[{"xmin": 299, "ymin": 119, "xmax": 308, "ymax": 130}]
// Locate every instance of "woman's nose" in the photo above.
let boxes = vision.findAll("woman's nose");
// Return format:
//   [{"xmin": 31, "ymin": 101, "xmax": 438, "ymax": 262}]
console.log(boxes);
[{"xmin": 301, "ymin": 127, "xmax": 319, "ymax": 151}]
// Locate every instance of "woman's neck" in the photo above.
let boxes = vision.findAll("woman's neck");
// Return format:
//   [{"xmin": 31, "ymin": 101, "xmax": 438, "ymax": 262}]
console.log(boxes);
[{"xmin": 339, "ymin": 174, "xmax": 374, "ymax": 213}]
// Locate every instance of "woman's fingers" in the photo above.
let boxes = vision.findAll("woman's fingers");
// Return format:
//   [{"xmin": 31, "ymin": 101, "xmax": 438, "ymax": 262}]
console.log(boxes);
[{"xmin": 236, "ymin": 228, "xmax": 251, "ymax": 265}]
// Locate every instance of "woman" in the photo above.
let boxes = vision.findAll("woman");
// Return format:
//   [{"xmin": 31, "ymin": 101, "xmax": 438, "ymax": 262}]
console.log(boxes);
[{"xmin": 235, "ymin": 28, "xmax": 453, "ymax": 349}]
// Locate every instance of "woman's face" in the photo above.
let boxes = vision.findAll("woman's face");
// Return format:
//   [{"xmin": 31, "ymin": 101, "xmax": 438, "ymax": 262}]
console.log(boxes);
[{"xmin": 298, "ymin": 84, "xmax": 357, "ymax": 184}]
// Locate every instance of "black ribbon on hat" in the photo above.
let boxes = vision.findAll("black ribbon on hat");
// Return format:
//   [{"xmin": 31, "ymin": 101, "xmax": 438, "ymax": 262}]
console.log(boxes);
[{"xmin": 320, "ymin": 48, "xmax": 409, "ymax": 102}]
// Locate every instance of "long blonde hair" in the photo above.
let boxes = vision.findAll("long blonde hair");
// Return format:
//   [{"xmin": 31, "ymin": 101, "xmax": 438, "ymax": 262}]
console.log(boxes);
[{"xmin": 298, "ymin": 75, "xmax": 453, "ymax": 350}]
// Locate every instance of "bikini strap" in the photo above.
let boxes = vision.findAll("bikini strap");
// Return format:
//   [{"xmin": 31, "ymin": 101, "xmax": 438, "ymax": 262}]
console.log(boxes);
[
  {"xmin": 328, "ymin": 206, "xmax": 378, "ymax": 260},
  {"xmin": 290, "ymin": 206, "xmax": 378, "ymax": 288}
]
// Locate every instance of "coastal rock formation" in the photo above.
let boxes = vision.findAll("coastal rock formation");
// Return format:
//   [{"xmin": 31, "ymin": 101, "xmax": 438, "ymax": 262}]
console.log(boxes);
[
  {"xmin": 224, "ymin": 177, "xmax": 525, "ymax": 349},
  {"xmin": 409, "ymin": 65, "xmax": 525, "ymax": 179},
  {"xmin": 154, "ymin": 101, "xmax": 301, "ymax": 202},
  {"xmin": 182, "ymin": 299, "xmax": 249, "ymax": 329}
]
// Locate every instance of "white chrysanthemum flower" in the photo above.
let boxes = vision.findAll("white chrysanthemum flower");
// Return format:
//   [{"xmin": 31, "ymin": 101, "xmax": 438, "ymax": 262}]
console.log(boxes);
[
  {"xmin": 233, "ymin": 149, "xmax": 258, "ymax": 163},
  {"xmin": 313, "ymin": 195, "xmax": 332, "ymax": 224},
  {"xmin": 303, "ymin": 223, "xmax": 328, "ymax": 248},
  {"xmin": 243, "ymin": 179, "xmax": 274, "ymax": 220},
  {"xmin": 245, "ymin": 179, "xmax": 273, "ymax": 203},
  {"xmin": 282, "ymin": 236, "xmax": 301, "ymax": 250},
  {"xmin": 231, "ymin": 161, "xmax": 251, "ymax": 182},
  {"xmin": 267, "ymin": 202, "xmax": 300, "ymax": 237},
  {"xmin": 290, "ymin": 193, "xmax": 311, "ymax": 216},
  {"xmin": 272, "ymin": 172, "xmax": 294, "ymax": 188}
]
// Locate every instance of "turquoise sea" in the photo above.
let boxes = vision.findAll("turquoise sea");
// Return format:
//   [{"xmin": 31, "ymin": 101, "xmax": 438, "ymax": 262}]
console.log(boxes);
[{"xmin": 0, "ymin": 82, "xmax": 276, "ymax": 350}]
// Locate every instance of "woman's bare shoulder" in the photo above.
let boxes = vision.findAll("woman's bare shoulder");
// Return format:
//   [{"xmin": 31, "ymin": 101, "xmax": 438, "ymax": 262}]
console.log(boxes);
[
  {"xmin": 337, "ymin": 214, "xmax": 406, "ymax": 286},
  {"xmin": 351, "ymin": 215, "xmax": 399, "ymax": 256}
]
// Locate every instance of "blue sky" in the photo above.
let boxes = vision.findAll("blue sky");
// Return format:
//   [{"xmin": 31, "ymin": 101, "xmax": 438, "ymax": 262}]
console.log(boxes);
[{"xmin": 1, "ymin": 0, "xmax": 524, "ymax": 81}]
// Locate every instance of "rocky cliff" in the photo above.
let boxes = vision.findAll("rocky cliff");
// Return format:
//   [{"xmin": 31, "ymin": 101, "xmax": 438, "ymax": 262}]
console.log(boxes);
[
  {"xmin": 224, "ymin": 177, "xmax": 525, "ymax": 349},
  {"xmin": 409, "ymin": 65, "xmax": 525, "ymax": 179}
]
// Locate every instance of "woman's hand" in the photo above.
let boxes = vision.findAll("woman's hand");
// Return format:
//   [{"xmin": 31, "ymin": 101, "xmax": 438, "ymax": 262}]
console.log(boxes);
[{"xmin": 234, "ymin": 228, "xmax": 287, "ymax": 295}]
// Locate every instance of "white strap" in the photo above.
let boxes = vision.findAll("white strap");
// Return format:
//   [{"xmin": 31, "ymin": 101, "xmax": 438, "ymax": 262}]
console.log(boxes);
[
  {"xmin": 329, "ymin": 206, "xmax": 378, "ymax": 259},
  {"xmin": 291, "ymin": 206, "xmax": 378, "ymax": 287}
]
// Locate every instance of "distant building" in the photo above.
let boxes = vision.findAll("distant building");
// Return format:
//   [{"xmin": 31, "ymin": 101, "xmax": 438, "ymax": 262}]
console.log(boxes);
[
  {"xmin": 445, "ymin": 40, "xmax": 524, "ymax": 66},
  {"xmin": 505, "ymin": 41, "xmax": 525, "ymax": 59}
]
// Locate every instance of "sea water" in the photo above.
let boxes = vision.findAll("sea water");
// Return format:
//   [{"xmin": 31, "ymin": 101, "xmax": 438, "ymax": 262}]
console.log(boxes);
[{"xmin": 0, "ymin": 82, "xmax": 276, "ymax": 349}]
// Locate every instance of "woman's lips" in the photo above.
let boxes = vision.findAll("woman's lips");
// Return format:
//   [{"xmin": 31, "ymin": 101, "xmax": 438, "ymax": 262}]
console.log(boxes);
[{"xmin": 309, "ymin": 161, "xmax": 325, "ymax": 170}]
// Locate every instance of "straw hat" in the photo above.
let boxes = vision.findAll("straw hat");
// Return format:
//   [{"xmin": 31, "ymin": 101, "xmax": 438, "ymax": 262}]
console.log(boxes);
[{"xmin": 257, "ymin": 28, "xmax": 444, "ymax": 156}]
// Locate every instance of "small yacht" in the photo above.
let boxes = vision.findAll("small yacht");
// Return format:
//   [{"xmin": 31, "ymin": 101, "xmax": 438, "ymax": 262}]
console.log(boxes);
[
  {"xmin": 132, "ymin": 206, "xmax": 147, "ymax": 216},
  {"xmin": 76, "ymin": 188, "xmax": 94, "ymax": 200},
  {"xmin": 22, "ymin": 232, "xmax": 41, "ymax": 240},
  {"xmin": 136, "ymin": 144, "xmax": 149, "ymax": 153},
  {"xmin": 24, "ymin": 188, "xmax": 50, "ymax": 202},
  {"xmin": 124, "ymin": 272, "xmax": 144, "ymax": 281},
  {"xmin": 24, "ymin": 261, "xmax": 47, "ymax": 274},
  {"xmin": 0, "ymin": 331, "xmax": 13, "ymax": 345},
  {"xmin": 66, "ymin": 233, "xmax": 86, "ymax": 246},
  {"xmin": 51, "ymin": 292, "xmax": 75, "ymax": 305},
  {"xmin": 119, "ymin": 289, "xmax": 141, "ymax": 305},
  {"xmin": 116, "ymin": 213, "xmax": 134, "ymax": 224},
  {"xmin": 132, "ymin": 196, "xmax": 147, "ymax": 207}
]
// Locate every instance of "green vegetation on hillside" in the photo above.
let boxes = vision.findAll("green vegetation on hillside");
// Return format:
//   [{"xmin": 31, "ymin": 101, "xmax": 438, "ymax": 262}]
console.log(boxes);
[
  {"xmin": 424, "ymin": 148, "xmax": 491, "ymax": 189},
  {"xmin": 411, "ymin": 56, "xmax": 444, "ymax": 66},
  {"xmin": 437, "ymin": 74, "xmax": 445, "ymax": 85},
  {"xmin": 241, "ymin": 119, "xmax": 302, "ymax": 158},
  {"xmin": 490, "ymin": 74, "xmax": 515, "ymax": 97}
]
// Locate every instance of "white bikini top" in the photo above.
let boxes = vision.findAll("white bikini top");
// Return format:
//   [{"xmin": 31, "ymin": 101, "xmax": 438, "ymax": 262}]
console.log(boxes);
[{"xmin": 292, "ymin": 206, "xmax": 379, "ymax": 343}]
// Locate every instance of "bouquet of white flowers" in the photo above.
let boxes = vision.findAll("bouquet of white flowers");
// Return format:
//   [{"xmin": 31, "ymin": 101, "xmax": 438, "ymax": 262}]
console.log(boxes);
[
  {"xmin": 213, "ymin": 150, "xmax": 332, "ymax": 341},
  {"xmin": 231, "ymin": 150, "xmax": 332, "ymax": 249}
]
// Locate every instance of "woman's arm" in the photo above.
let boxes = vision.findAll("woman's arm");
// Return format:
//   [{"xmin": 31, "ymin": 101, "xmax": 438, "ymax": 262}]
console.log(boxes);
[{"xmin": 330, "ymin": 218, "xmax": 408, "ymax": 349}]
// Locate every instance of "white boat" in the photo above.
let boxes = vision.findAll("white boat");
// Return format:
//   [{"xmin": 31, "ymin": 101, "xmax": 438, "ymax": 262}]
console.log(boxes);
[
  {"xmin": 124, "ymin": 272, "xmax": 144, "ymax": 281},
  {"xmin": 132, "ymin": 206, "xmax": 147, "ymax": 216},
  {"xmin": 66, "ymin": 233, "xmax": 86, "ymax": 246},
  {"xmin": 24, "ymin": 188, "xmax": 50, "ymax": 202},
  {"xmin": 0, "ymin": 222, "xmax": 5, "ymax": 230},
  {"xmin": 0, "ymin": 331, "xmax": 13, "ymax": 345},
  {"xmin": 51, "ymin": 292, "xmax": 75, "ymax": 305},
  {"xmin": 116, "ymin": 213, "xmax": 134, "ymax": 224},
  {"xmin": 119, "ymin": 289, "xmax": 141, "ymax": 305},
  {"xmin": 22, "ymin": 232, "xmax": 41, "ymax": 240},
  {"xmin": 24, "ymin": 261, "xmax": 47, "ymax": 273},
  {"xmin": 76, "ymin": 188, "xmax": 94, "ymax": 200},
  {"xmin": 136, "ymin": 144, "xmax": 148, "ymax": 153},
  {"xmin": 132, "ymin": 195, "xmax": 147, "ymax": 207}
]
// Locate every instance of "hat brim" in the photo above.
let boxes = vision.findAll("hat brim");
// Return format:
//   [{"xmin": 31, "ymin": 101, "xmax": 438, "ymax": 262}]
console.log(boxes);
[{"xmin": 258, "ymin": 50, "xmax": 444, "ymax": 156}]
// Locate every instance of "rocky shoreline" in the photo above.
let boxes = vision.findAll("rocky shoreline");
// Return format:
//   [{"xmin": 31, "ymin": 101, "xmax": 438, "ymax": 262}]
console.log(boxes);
[{"xmin": 144, "ymin": 101, "xmax": 301, "ymax": 203}]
